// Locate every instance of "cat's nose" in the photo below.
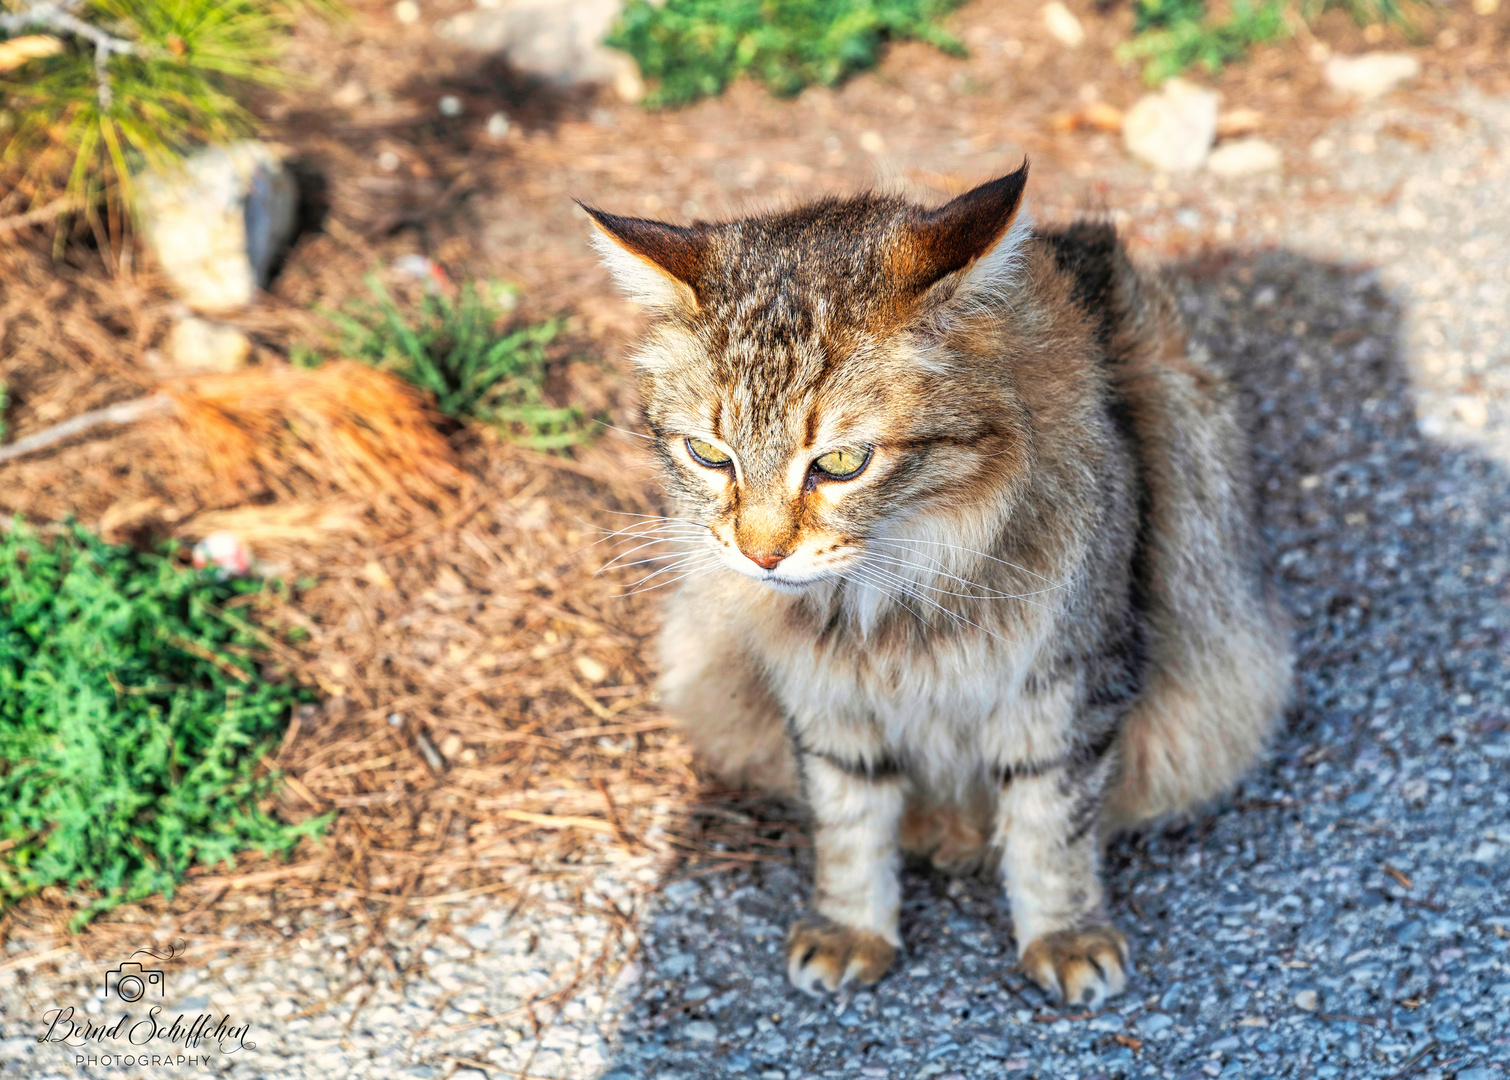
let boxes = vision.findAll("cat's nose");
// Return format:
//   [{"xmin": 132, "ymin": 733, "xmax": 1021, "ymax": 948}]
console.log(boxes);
[{"xmin": 743, "ymin": 550, "xmax": 784, "ymax": 571}]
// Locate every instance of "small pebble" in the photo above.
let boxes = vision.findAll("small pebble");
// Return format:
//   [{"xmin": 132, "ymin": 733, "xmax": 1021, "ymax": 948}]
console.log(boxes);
[
  {"xmin": 575, "ymin": 655, "xmax": 610, "ymax": 684},
  {"xmin": 1041, "ymin": 1, "xmax": 1085, "ymax": 48}
]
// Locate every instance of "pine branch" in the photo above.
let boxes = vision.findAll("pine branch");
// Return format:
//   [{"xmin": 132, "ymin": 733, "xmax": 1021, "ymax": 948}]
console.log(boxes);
[
  {"xmin": 0, "ymin": 193, "xmax": 82, "ymax": 235},
  {"xmin": 0, "ymin": 394, "xmax": 173, "ymax": 466},
  {"xmin": 0, "ymin": 1, "xmax": 144, "ymax": 107}
]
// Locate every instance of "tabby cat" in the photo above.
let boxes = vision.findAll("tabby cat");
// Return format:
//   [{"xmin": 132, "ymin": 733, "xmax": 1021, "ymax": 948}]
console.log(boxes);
[{"xmin": 586, "ymin": 164, "xmax": 1292, "ymax": 1006}]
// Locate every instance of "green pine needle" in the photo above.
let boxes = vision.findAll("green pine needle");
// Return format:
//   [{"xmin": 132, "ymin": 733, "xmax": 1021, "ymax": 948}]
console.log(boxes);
[{"xmin": 0, "ymin": 0, "xmax": 326, "ymax": 225}]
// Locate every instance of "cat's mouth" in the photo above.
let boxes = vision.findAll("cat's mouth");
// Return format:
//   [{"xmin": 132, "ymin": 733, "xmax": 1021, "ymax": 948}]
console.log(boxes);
[
  {"xmin": 724, "ymin": 556, "xmax": 835, "ymax": 592},
  {"xmin": 762, "ymin": 573, "xmax": 820, "ymax": 593}
]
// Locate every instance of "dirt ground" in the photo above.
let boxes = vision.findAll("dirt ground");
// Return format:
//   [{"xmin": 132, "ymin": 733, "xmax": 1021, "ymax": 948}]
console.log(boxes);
[{"xmin": 1, "ymin": 0, "xmax": 1509, "ymax": 1041}]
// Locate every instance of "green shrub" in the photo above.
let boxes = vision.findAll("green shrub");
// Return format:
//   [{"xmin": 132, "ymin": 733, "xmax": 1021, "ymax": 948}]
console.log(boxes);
[
  {"xmin": 606, "ymin": 0, "xmax": 967, "ymax": 108},
  {"xmin": 1119, "ymin": 0, "xmax": 1289, "ymax": 84},
  {"xmin": 1122, "ymin": 0, "xmax": 1426, "ymax": 84},
  {"xmin": 331, "ymin": 275, "xmax": 591, "ymax": 450},
  {"xmin": 0, "ymin": 521, "xmax": 326, "ymax": 927},
  {"xmin": 1133, "ymin": 0, "xmax": 1208, "ymax": 31}
]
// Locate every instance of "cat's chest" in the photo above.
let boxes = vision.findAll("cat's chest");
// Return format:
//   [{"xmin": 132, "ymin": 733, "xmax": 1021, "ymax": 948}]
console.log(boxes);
[{"xmin": 754, "ymin": 618, "xmax": 1069, "ymax": 780}]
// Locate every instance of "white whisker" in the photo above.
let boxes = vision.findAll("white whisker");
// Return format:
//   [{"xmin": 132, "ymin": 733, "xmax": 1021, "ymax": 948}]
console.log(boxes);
[
  {"xmin": 622, "ymin": 553, "xmax": 724, "ymax": 591},
  {"xmin": 601, "ymin": 548, "xmax": 710, "ymax": 573},
  {"xmin": 870, "ymin": 535, "xmax": 1075, "ymax": 589},
  {"xmin": 842, "ymin": 567, "xmax": 935, "ymax": 636},
  {"xmin": 595, "ymin": 420, "xmax": 656, "ymax": 441},
  {"xmin": 847, "ymin": 564, "xmax": 1013, "ymax": 645},
  {"xmin": 596, "ymin": 534, "xmax": 708, "ymax": 573},
  {"xmin": 621, "ymin": 557, "xmax": 727, "ymax": 595},
  {"xmin": 860, "ymin": 550, "xmax": 1069, "ymax": 612}
]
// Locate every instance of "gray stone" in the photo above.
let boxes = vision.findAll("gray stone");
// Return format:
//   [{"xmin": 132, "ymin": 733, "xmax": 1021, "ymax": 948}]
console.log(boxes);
[
  {"xmin": 438, "ymin": 0, "xmax": 644, "ymax": 102},
  {"xmin": 1123, "ymin": 78, "xmax": 1220, "ymax": 173},
  {"xmin": 685, "ymin": 1020, "xmax": 718, "ymax": 1042},
  {"xmin": 1136, "ymin": 1012, "xmax": 1175, "ymax": 1035},
  {"xmin": 136, "ymin": 141, "xmax": 298, "ymax": 313},
  {"xmin": 1324, "ymin": 52, "xmax": 1421, "ymax": 99},
  {"xmin": 160, "ymin": 316, "xmax": 252, "ymax": 374},
  {"xmin": 1207, "ymin": 138, "xmax": 1282, "ymax": 177},
  {"xmin": 1041, "ymin": 2, "xmax": 1085, "ymax": 48}
]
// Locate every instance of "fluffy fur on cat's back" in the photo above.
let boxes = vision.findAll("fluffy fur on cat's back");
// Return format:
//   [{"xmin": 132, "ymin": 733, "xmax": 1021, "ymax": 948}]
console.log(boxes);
[{"xmin": 585, "ymin": 164, "xmax": 1292, "ymax": 1006}]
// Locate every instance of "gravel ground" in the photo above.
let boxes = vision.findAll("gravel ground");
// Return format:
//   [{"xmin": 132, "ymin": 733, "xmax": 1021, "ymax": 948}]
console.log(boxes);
[
  {"xmin": 5, "ymin": 870, "xmax": 654, "ymax": 1080},
  {"xmin": 4, "ymin": 87, "xmax": 1509, "ymax": 1080}
]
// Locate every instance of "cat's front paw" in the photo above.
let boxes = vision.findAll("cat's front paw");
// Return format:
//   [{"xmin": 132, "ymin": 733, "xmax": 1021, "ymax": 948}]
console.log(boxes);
[
  {"xmin": 1019, "ymin": 925, "xmax": 1129, "ymax": 1008},
  {"xmin": 785, "ymin": 916, "xmax": 897, "ymax": 995}
]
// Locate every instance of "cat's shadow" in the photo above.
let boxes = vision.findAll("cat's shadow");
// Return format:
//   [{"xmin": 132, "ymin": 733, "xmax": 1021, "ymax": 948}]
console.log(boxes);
[{"xmin": 597, "ymin": 249, "xmax": 1508, "ymax": 1075}]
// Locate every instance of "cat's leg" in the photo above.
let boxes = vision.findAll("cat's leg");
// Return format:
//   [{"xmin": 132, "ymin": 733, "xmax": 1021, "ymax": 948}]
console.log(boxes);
[
  {"xmin": 995, "ymin": 750, "xmax": 1129, "ymax": 1007},
  {"xmin": 785, "ymin": 755, "xmax": 906, "ymax": 995}
]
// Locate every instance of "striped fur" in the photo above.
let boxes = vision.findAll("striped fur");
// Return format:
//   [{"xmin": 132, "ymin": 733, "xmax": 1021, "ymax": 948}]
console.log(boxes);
[{"xmin": 588, "ymin": 168, "xmax": 1292, "ymax": 1006}]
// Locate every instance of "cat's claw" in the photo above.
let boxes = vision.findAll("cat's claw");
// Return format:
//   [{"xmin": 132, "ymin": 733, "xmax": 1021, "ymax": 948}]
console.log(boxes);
[
  {"xmin": 1019, "ymin": 925, "xmax": 1129, "ymax": 1008},
  {"xmin": 785, "ymin": 917, "xmax": 897, "ymax": 996}
]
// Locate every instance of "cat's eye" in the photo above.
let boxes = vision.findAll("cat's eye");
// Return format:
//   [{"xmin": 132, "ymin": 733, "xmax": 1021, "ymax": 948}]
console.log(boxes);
[
  {"xmin": 812, "ymin": 447, "xmax": 871, "ymax": 479},
  {"xmin": 685, "ymin": 437, "xmax": 732, "ymax": 468}
]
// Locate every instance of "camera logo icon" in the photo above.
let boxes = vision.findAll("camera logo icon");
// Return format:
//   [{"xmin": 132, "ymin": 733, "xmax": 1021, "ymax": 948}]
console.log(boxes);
[{"xmin": 105, "ymin": 961, "xmax": 164, "ymax": 1003}]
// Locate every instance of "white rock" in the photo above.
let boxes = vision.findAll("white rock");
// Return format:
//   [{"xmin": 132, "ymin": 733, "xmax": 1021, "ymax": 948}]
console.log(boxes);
[
  {"xmin": 438, "ymin": 94, "xmax": 463, "ymax": 117},
  {"xmin": 394, "ymin": 0, "xmax": 420, "ymax": 24},
  {"xmin": 486, "ymin": 111, "xmax": 511, "ymax": 139},
  {"xmin": 1123, "ymin": 78, "xmax": 1220, "ymax": 173},
  {"xmin": 1294, "ymin": 989, "xmax": 1319, "ymax": 1011},
  {"xmin": 136, "ymin": 142, "xmax": 298, "ymax": 313},
  {"xmin": 1041, "ymin": 2, "xmax": 1085, "ymax": 48},
  {"xmin": 332, "ymin": 79, "xmax": 365, "ymax": 108},
  {"xmin": 574, "ymin": 654, "xmax": 609, "ymax": 684},
  {"xmin": 1454, "ymin": 396, "xmax": 1489, "ymax": 428},
  {"xmin": 440, "ymin": 0, "xmax": 644, "ymax": 102},
  {"xmin": 685, "ymin": 1020, "xmax": 718, "ymax": 1043},
  {"xmin": 162, "ymin": 316, "xmax": 252, "ymax": 373},
  {"xmin": 1206, "ymin": 138, "xmax": 1282, "ymax": 177},
  {"xmin": 1324, "ymin": 52, "xmax": 1420, "ymax": 99}
]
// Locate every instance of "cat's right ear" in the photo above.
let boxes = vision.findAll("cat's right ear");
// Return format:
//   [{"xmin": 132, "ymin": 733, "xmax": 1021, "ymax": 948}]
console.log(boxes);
[{"xmin": 581, "ymin": 204, "xmax": 708, "ymax": 311}]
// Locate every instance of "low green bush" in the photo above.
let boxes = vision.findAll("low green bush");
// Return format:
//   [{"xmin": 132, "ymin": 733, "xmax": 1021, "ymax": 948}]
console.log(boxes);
[
  {"xmin": 0, "ymin": 521, "xmax": 326, "ymax": 927},
  {"xmin": 607, "ymin": 0, "xmax": 967, "ymax": 108},
  {"xmin": 1121, "ymin": 0, "xmax": 1425, "ymax": 84},
  {"xmin": 1119, "ymin": 0, "xmax": 1290, "ymax": 85},
  {"xmin": 329, "ymin": 275, "xmax": 591, "ymax": 451}
]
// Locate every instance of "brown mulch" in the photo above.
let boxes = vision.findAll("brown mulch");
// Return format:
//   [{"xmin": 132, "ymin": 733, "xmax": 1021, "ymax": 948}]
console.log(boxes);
[{"xmin": 0, "ymin": 240, "xmax": 795, "ymax": 971}]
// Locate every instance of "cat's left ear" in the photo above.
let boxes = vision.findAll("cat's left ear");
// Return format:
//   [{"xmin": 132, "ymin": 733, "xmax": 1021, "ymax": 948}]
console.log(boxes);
[
  {"xmin": 892, "ymin": 161, "xmax": 1032, "ymax": 312},
  {"xmin": 581, "ymin": 204, "xmax": 709, "ymax": 311}
]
